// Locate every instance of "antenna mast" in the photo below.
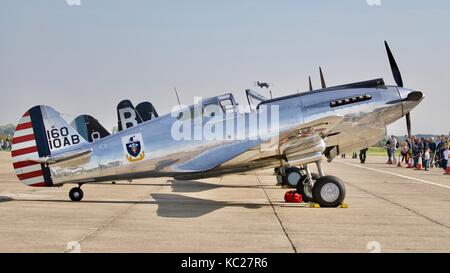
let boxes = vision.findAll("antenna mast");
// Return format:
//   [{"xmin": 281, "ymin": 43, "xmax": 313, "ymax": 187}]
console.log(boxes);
[{"xmin": 174, "ymin": 87, "xmax": 181, "ymax": 107}]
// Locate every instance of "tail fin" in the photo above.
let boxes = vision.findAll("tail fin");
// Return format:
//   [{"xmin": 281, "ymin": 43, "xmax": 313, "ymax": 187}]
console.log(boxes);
[
  {"xmin": 11, "ymin": 105, "xmax": 87, "ymax": 187},
  {"xmin": 71, "ymin": 115, "xmax": 110, "ymax": 142},
  {"xmin": 117, "ymin": 99, "xmax": 143, "ymax": 131},
  {"xmin": 136, "ymin": 101, "xmax": 159, "ymax": 121}
]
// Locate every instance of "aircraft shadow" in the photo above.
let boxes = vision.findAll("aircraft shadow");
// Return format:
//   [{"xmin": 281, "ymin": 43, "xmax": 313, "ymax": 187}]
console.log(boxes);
[
  {"xmin": 168, "ymin": 179, "xmax": 261, "ymax": 193},
  {"xmin": 9, "ymin": 193, "xmax": 265, "ymax": 218},
  {"xmin": 150, "ymin": 193, "xmax": 262, "ymax": 218},
  {"xmin": 94, "ymin": 179, "xmax": 262, "ymax": 193},
  {"xmin": 0, "ymin": 196, "xmax": 13, "ymax": 202}
]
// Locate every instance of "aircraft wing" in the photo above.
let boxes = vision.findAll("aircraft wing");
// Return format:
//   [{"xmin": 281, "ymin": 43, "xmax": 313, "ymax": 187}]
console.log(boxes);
[
  {"xmin": 171, "ymin": 140, "xmax": 261, "ymax": 173},
  {"xmin": 217, "ymin": 115, "xmax": 344, "ymax": 167},
  {"xmin": 172, "ymin": 115, "xmax": 343, "ymax": 172}
]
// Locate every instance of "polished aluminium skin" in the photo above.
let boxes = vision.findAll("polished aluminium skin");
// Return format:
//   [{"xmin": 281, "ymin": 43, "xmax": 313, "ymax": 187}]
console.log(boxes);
[
  {"xmin": 49, "ymin": 84, "xmax": 423, "ymax": 185},
  {"xmin": 12, "ymin": 42, "xmax": 424, "ymax": 205}
]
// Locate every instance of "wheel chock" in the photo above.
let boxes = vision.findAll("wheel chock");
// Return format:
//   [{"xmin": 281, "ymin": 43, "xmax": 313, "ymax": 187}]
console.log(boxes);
[{"xmin": 308, "ymin": 203, "xmax": 348, "ymax": 208}]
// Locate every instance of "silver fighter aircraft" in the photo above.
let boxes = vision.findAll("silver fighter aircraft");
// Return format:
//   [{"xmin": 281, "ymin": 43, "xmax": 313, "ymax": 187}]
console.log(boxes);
[{"xmin": 10, "ymin": 42, "xmax": 424, "ymax": 207}]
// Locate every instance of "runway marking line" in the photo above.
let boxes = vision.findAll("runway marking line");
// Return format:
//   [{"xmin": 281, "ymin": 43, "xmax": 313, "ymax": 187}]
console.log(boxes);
[
  {"xmin": 337, "ymin": 160, "xmax": 450, "ymax": 190},
  {"xmin": 255, "ymin": 175, "xmax": 297, "ymax": 253}
]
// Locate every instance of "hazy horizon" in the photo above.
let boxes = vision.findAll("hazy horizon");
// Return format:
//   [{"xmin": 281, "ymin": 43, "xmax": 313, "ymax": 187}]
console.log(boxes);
[{"xmin": 1, "ymin": 0, "xmax": 449, "ymax": 135}]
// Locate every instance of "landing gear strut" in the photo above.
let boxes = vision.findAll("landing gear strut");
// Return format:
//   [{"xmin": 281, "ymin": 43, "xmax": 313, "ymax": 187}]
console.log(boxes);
[
  {"xmin": 296, "ymin": 173, "xmax": 319, "ymax": 202},
  {"xmin": 69, "ymin": 185, "xmax": 84, "ymax": 202},
  {"xmin": 276, "ymin": 160, "xmax": 346, "ymax": 207}
]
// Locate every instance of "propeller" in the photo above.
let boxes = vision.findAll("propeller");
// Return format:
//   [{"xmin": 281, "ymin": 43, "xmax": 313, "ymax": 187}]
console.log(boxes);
[
  {"xmin": 385, "ymin": 41, "xmax": 411, "ymax": 137},
  {"xmin": 385, "ymin": 41, "xmax": 403, "ymax": 87},
  {"xmin": 405, "ymin": 113, "xmax": 412, "ymax": 138},
  {"xmin": 308, "ymin": 76, "xmax": 313, "ymax": 91},
  {"xmin": 319, "ymin": 67, "xmax": 326, "ymax": 89}
]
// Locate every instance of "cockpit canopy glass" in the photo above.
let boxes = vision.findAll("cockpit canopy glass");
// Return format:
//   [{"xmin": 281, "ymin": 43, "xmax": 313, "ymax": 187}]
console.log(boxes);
[
  {"xmin": 246, "ymin": 89, "xmax": 268, "ymax": 110},
  {"xmin": 176, "ymin": 93, "xmax": 237, "ymax": 121}
]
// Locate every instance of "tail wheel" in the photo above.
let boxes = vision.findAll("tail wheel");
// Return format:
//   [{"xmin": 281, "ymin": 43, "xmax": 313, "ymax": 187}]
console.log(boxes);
[
  {"xmin": 296, "ymin": 173, "xmax": 319, "ymax": 202},
  {"xmin": 312, "ymin": 175, "xmax": 346, "ymax": 207},
  {"xmin": 69, "ymin": 187, "xmax": 84, "ymax": 202},
  {"xmin": 283, "ymin": 167, "xmax": 303, "ymax": 188}
]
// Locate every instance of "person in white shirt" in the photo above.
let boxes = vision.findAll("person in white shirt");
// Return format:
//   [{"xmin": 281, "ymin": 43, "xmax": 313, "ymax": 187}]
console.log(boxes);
[
  {"xmin": 443, "ymin": 145, "xmax": 450, "ymax": 173},
  {"xmin": 424, "ymin": 148, "xmax": 431, "ymax": 171},
  {"xmin": 389, "ymin": 135, "xmax": 398, "ymax": 164}
]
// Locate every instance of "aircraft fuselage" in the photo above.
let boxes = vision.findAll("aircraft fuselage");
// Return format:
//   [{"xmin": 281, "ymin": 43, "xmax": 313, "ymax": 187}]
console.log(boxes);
[{"xmin": 48, "ymin": 82, "xmax": 423, "ymax": 185}]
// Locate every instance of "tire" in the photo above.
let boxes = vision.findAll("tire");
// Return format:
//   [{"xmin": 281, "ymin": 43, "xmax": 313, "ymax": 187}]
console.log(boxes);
[
  {"xmin": 312, "ymin": 175, "xmax": 345, "ymax": 207},
  {"xmin": 69, "ymin": 187, "xmax": 84, "ymax": 202},
  {"xmin": 296, "ymin": 173, "xmax": 319, "ymax": 202},
  {"xmin": 283, "ymin": 167, "xmax": 303, "ymax": 188}
]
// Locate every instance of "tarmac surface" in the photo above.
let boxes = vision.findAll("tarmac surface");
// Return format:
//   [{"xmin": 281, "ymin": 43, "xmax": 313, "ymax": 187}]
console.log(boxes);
[{"xmin": 0, "ymin": 151, "xmax": 449, "ymax": 253}]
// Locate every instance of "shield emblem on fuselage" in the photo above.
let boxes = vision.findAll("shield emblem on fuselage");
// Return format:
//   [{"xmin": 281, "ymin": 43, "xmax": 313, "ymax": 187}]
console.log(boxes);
[
  {"xmin": 122, "ymin": 133, "xmax": 145, "ymax": 162},
  {"xmin": 126, "ymin": 139, "xmax": 141, "ymax": 157}
]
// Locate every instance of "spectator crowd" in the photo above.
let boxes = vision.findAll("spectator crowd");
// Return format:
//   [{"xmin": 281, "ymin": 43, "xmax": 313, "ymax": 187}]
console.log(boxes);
[
  {"xmin": 0, "ymin": 138, "xmax": 11, "ymax": 151},
  {"xmin": 385, "ymin": 135, "xmax": 449, "ymax": 172}
]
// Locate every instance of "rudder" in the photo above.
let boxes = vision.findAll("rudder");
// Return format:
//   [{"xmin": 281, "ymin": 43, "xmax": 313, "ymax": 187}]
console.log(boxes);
[{"xmin": 11, "ymin": 105, "xmax": 87, "ymax": 187}]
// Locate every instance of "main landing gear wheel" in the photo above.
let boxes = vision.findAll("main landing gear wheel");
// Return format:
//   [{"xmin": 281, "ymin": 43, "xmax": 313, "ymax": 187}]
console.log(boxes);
[
  {"xmin": 296, "ymin": 173, "xmax": 319, "ymax": 202},
  {"xmin": 69, "ymin": 187, "xmax": 84, "ymax": 202},
  {"xmin": 312, "ymin": 175, "xmax": 346, "ymax": 207},
  {"xmin": 283, "ymin": 167, "xmax": 302, "ymax": 188}
]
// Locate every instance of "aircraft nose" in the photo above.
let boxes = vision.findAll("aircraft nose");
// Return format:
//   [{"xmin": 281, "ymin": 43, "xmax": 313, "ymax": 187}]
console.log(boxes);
[
  {"xmin": 401, "ymin": 89, "xmax": 424, "ymax": 114},
  {"xmin": 405, "ymin": 91, "xmax": 423, "ymax": 102}
]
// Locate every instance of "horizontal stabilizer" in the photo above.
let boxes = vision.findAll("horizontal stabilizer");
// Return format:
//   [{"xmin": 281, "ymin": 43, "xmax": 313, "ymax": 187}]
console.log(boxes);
[{"xmin": 28, "ymin": 147, "xmax": 92, "ymax": 164}]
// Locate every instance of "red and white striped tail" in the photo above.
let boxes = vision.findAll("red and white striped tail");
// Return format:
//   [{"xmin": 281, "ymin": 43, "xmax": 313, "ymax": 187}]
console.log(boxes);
[
  {"xmin": 11, "ymin": 112, "xmax": 47, "ymax": 187},
  {"xmin": 12, "ymin": 105, "xmax": 87, "ymax": 187}
]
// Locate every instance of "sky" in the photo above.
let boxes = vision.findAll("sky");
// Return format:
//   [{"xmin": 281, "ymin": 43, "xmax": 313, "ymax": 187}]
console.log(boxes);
[{"xmin": 1, "ymin": 0, "xmax": 449, "ymax": 135}]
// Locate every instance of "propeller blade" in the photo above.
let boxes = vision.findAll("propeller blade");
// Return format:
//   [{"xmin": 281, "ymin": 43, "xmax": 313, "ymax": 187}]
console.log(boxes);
[
  {"xmin": 384, "ymin": 41, "xmax": 404, "ymax": 87},
  {"xmin": 406, "ymin": 112, "xmax": 412, "ymax": 137},
  {"xmin": 309, "ymin": 76, "xmax": 313, "ymax": 91},
  {"xmin": 319, "ymin": 67, "xmax": 326, "ymax": 89}
]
